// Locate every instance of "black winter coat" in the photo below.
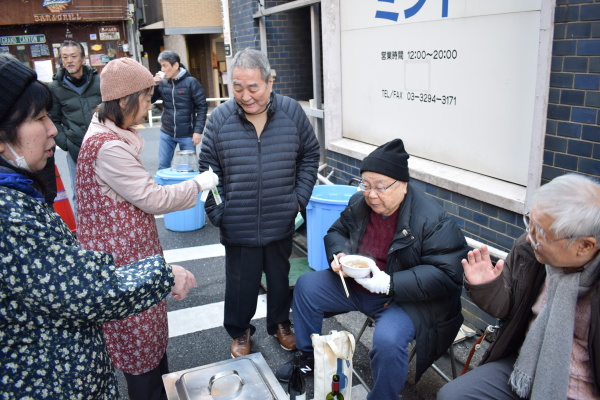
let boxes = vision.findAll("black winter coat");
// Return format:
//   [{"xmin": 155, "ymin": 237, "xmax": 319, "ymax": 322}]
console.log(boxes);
[
  {"xmin": 49, "ymin": 65, "xmax": 102, "ymax": 162},
  {"xmin": 199, "ymin": 93, "xmax": 320, "ymax": 247},
  {"xmin": 151, "ymin": 68, "xmax": 207, "ymax": 138},
  {"xmin": 324, "ymin": 185, "xmax": 467, "ymax": 382}
]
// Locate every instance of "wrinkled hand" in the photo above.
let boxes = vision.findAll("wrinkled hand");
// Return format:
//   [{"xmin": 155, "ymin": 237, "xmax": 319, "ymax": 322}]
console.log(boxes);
[
  {"xmin": 194, "ymin": 170, "xmax": 219, "ymax": 191},
  {"xmin": 462, "ymin": 245, "xmax": 504, "ymax": 285},
  {"xmin": 170, "ymin": 264, "xmax": 197, "ymax": 300},
  {"xmin": 355, "ymin": 264, "xmax": 390, "ymax": 294}
]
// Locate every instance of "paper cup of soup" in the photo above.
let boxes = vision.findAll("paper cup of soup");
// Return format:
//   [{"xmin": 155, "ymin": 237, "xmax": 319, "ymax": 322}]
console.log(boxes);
[{"xmin": 339, "ymin": 255, "xmax": 375, "ymax": 279}]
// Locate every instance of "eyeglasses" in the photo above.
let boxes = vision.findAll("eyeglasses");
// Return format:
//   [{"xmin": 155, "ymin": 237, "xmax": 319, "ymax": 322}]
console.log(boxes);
[
  {"xmin": 523, "ymin": 213, "xmax": 576, "ymax": 250},
  {"xmin": 358, "ymin": 180, "xmax": 397, "ymax": 194}
]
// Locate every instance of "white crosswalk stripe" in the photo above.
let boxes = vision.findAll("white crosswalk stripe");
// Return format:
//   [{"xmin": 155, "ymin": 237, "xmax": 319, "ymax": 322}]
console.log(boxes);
[{"xmin": 168, "ymin": 294, "xmax": 267, "ymax": 338}]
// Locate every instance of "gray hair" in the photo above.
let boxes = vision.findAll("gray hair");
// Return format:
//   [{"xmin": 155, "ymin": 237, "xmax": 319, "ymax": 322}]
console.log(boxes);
[
  {"xmin": 532, "ymin": 174, "xmax": 600, "ymax": 245},
  {"xmin": 59, "ymin": 40, "xmax": 85, "ymax": 58},
  {"xmin": 230, "ymin": 48, "xmax": 271, "ymax": 83},
  {"xmin": 157, "ymin": 51, "xmax": 180, "ymax": 66}
]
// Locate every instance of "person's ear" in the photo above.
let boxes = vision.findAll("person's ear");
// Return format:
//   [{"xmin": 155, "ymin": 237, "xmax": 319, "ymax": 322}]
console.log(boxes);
[
  {"xmin": 174, "ymin": 62, "xmax": 180, "ymax": 70},
  {"xmin": 577, "ymin": 237, "xmax": 598, "ymax": 256}
]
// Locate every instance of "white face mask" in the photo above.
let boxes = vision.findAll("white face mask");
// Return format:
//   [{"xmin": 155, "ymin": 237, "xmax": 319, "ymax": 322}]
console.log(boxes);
[{"xmin": 5, "ymin": 143, "xmax": 32, "ymax": 172}]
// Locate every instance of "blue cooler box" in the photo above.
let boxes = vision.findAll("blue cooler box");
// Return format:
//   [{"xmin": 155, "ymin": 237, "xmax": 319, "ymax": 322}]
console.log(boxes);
[
  {"xmin": 306, "ymin": 185, "xmax": 358, "ymax": 270},
  {"xmin": 154, "ymin": 168, "xmax": 206, "ymax": 232}
]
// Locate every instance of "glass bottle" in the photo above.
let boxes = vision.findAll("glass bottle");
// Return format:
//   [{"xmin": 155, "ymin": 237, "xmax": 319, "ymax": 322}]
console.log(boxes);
[
  {"xmin": 325, "ymin": 374, "xmax": 344, "ymax": 400},
  {"xmin": 288, "ymin": 352, "xmax": 306, "ymax": 400}
]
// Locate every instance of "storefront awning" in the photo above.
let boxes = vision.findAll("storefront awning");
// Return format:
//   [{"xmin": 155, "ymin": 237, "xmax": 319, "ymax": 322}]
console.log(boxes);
[{"xmin": 140, "ymin": 21, "xmax": 165, "ymax": 30}]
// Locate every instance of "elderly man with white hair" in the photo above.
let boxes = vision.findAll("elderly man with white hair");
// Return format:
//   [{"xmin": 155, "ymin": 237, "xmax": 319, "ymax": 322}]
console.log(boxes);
[{"xmin": 438, "ymin": 174, "xmax": 600, "ymax": 400}]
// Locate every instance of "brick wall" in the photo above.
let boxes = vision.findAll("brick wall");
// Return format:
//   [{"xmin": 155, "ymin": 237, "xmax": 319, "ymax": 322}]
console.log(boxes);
[
  {"xmin": 544, "ymin": 1, "xmax": 600, "ymax": 182},
  {"xmin": 230, "ymin": 0, "xmax": 314, "ymax": 99}
]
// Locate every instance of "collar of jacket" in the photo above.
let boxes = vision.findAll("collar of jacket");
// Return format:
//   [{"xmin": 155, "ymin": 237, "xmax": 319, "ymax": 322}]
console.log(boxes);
[
  {"xmin": 168, "ymin": 68, "xmax": 190, "ymax": 83},
  {"xmin": 54, "ymin": 65, "xmax": 98, "ymax": 88},
  {"xmin": 234, "ymin": 91, "xmax": 277, "ymax": 121}
]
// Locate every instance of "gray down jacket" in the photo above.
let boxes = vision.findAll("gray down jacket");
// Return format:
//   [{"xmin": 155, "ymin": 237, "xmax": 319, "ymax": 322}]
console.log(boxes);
[{"xmin": 199, "ymin": 92, "xmax": 320, "ymax": 247}]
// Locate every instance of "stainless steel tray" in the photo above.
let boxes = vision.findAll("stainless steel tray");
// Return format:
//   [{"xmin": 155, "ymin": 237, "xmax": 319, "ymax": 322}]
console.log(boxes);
[{"xmin": 163, "ymin": 352, "xmax": 287, "ymax": 400}]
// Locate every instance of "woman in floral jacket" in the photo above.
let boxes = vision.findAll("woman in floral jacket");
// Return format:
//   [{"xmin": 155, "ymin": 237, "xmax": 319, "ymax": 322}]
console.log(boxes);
[{"xmin": 0, "ymin": 56, "xmax": 196, "ymax": 399}]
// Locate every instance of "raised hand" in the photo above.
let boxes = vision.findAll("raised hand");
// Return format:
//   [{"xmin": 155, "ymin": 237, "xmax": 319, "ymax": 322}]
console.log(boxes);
[{"xmin": 462, "ymin": 245, "xmax": 504, "ymax": 285}]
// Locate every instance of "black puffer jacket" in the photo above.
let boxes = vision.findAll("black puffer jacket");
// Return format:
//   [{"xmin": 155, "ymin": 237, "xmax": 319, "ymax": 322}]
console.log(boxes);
[
  {"xmin": 151, "ymin": 68, "xmax": 207, "ymax": 138},
  {"xmin": 199, "ymin": 93, "xmax": 320, "ymax": 246},
  {"xmin": 49, "ymin": 65, "xmax": 101, "ymax": 162},
  {"xmin": 324, "ymin": 185, "xmax": 468, "ymax": 382}
]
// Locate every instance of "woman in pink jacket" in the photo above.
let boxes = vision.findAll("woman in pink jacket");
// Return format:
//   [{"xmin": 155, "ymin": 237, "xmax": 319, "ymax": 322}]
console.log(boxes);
[{"xmin": 76, "ymin": 58, "xmax": 218, "ymax": 400}]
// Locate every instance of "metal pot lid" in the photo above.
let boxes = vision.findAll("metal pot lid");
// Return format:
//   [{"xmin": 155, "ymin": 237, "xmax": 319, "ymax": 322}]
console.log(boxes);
[{"xmin": 174, "ymin": 358, "xmax": 274, "ymax": 400}]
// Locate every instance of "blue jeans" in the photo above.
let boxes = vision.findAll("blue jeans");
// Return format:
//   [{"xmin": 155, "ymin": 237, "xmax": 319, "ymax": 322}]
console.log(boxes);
[
  {"xmin": 158, "ymin": 132, "xmax": 195, "ymax": 170},
  {"xmin": 292, "ymin": 269, "xmax": 415, "ymax": 400}
]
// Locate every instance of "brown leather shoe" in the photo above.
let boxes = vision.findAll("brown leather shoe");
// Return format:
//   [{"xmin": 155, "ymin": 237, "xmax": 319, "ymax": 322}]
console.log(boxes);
[
  {"xmin": 231, "ymin": 329, "xmax": 251, "ymax": 358},
  {"xmin": 274, "ymin": 322, "xmax": 296, "ymax": 351}
]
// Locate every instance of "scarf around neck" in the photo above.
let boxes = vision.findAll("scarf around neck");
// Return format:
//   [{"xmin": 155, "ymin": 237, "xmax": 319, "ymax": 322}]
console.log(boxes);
[
  {"xmin": 64, "ymin": 68, "xmax": 88, "ymax": 87},
  {"xmin": 510, "ymin": 251, "xmax": 600, "ymax": 399}
]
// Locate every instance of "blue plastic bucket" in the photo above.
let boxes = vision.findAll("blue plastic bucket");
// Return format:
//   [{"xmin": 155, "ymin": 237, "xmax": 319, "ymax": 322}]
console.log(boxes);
[
  {"xmin": 306, "ymin": 185, "xmax": 358, "ymax": 270},
  {"xmin": 154, "ymin": 168, "xmax": 206, "ymax": 232}
]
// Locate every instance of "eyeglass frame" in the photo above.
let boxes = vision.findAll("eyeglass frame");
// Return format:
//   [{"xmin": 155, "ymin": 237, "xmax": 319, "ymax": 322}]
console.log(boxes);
[
  {"xmin": 358, "ymin": 179, "xmax": 398, "ymax": 195},
  {"xmin": 522, "ymin": 213, "xmax": 578, "ymax": 250}
]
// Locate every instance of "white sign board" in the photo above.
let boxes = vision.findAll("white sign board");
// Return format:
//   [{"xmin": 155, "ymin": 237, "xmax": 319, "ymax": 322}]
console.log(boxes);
[{"xmin": 340, "ymin": 0, "xmax": 546, "ymax": 186}]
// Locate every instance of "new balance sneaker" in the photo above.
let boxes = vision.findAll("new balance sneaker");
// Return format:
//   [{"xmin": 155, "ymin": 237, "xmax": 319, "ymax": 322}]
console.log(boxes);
[{"xmin": 275, "ymin": 351, "xmax": 314, "ymax": 383}]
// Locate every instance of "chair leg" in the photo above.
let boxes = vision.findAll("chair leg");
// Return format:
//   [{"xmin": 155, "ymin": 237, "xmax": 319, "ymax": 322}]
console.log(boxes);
[
  {"xmin": 449, "ymin": 344, "xmax": 458, "ymax": 379},
  {"xmin": 352, "ymin": 317, "xmax": 374, "ymax": 393}
]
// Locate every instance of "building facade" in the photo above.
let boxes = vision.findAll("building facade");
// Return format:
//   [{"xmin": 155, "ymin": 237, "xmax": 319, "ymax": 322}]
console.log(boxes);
[
  {"xmin": 137, "ymin": 0, "xmax": 227, "ymax": 98},
  {"xmin": 0, "ymin": 0, "xmax": 134, "ymax": 80},
  {"xmin": 226, "ymin": 0, "xmax": 600, "ymax": 329}
]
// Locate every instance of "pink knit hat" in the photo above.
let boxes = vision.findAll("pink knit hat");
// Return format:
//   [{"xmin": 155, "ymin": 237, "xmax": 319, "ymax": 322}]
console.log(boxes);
[{"xmin": 100, "ymin": 57, "xmax": 154, "ymax": 101}]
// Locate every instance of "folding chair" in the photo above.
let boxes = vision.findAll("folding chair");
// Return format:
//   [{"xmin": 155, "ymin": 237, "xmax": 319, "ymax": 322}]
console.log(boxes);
[{"xmin": 352, "ymin": 315, "xmax": 474, "ymax": 392}]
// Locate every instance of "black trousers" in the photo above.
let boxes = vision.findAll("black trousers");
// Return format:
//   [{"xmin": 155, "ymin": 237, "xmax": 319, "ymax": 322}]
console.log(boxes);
[
  {"xmin": 224, "ymin": 236, "xmax": 293, "ymax": 338},
  {"xmin": 123, "ymin": 352, "xmax": 169, "ymax": 400}
]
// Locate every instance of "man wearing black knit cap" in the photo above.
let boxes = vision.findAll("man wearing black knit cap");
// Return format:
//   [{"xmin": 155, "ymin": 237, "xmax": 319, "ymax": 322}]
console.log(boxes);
[{"xmin": 276, "ymin": 139, "xmax": 468, "ymax": 399}]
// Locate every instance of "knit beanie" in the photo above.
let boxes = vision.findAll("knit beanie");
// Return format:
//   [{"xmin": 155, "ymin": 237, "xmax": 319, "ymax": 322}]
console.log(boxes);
[
  {"xmin": 360, "ymin": 138, "xmax": 410, "ymax": 182},
  {"xmin": 0, "ymin": 55, "xmax": 37, "ymax": 123},
  {"xmin": 100, "ymin": 57, "xmax": 154, "ymax": 101}
]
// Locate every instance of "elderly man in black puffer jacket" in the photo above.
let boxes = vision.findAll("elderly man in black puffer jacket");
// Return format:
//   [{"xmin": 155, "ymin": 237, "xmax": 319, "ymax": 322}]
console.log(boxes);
[
  {"xmin": 276, "ymin": 138, "xmax": 467, "ymax": 400},
  {"xmin": 199, "ymin": 48, "xmax": 320, "ymax": 358}
]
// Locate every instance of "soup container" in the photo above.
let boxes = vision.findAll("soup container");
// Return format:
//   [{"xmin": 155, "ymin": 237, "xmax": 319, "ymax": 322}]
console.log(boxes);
[{"xmin": 339, "ymin": 255, "xmax": 375, "ymax": 279}]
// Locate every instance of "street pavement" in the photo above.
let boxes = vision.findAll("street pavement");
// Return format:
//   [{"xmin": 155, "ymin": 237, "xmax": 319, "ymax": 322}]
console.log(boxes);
[{"xmin": 54, "ymin": 121, "xmax": 485, "ymax": 400}]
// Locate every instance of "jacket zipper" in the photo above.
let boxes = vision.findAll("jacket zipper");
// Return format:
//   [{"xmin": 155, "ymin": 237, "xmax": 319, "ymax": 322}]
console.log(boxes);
[{"xmin": 171, "ymin": 80, "xmax": 177, "ymax": 138}]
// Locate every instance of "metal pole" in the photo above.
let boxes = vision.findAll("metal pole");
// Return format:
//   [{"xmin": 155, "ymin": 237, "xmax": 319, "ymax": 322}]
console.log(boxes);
[{"xmin": 310, "ymin": 4, "xmax": 325, "ymax": 164}]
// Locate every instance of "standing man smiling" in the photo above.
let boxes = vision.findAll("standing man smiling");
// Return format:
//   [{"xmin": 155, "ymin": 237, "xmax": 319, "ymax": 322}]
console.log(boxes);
[
  {"xmin": 152, "ymin": 50, "xmax": 207, "ymax": 170},
  {"xmin": 199, "ymin": 48, "xmax": 320, "ymax": 358},
  {"xmin": 49, "ymin": 40, "xmax": 101, "ymax": 211}
]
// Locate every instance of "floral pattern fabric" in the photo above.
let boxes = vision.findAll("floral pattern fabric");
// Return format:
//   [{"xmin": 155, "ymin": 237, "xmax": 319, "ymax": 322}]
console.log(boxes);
[
  {"xmin": 0, "ymin": 172, "xmax": 174, "ymax": 399},
  {"xmin": 76, "ymin": 131, "xmax": 168, "ymax": 375}
]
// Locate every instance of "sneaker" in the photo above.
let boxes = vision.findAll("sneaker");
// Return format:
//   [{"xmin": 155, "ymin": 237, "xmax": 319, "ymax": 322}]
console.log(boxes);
[
  {"xmin": 274, "ymin": 322, "xmax": 297, "ymax": 351},
  {"xmin": 230, "ymin": 328, "xmax": 251, "ymax": 358},
  {"xmin": 275, "ymin": 351, "xmax": 314, "ymax": 383}
]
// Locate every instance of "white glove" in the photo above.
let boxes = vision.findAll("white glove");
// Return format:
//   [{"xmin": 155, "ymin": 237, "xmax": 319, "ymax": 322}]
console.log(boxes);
[
  {"xmin": 194, "ymin": 170, "xmax": 218, "ymax": 191},
  {"xmin": 355, "ymin": 264, "xmax": 390, "ymax": 294}
]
